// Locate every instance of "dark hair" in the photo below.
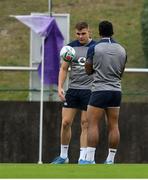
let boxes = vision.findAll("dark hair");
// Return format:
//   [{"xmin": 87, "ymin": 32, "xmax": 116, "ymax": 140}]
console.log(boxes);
[
  {"xmin": 99, "ymin": 21, "xmax": 114, "ymax": 37},
  {"xmin": 75, "ymin": 21, "xmax": 89, "ymax": 30}
]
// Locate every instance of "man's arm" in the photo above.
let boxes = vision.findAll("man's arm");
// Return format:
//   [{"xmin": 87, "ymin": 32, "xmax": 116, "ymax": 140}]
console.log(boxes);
[
  {"xmin": 58, "ymin": 61, "xmax": 69, "ymax": 101},
  {"xmin": 85, "ymin": 60, "xmax": 94, "ymax": 75},
  {"xmin": 120, "ymin": 54, "xmax": 127, "ymax": 77},
  {"xmin": 85, "ymin": 44, "xmax": 95, "ymax": 75}
]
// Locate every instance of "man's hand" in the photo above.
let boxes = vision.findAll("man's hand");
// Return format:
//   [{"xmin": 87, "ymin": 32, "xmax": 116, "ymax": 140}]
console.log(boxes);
[{"xmin": 58, "ymin": 87, "xmax": 65, "ymax": 101}]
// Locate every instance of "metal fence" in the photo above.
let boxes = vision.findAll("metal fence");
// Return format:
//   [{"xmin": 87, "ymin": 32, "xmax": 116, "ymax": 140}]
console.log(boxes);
[{"xmin": 0, "ymin": 66, "xmax": 148, "ymax": 102}]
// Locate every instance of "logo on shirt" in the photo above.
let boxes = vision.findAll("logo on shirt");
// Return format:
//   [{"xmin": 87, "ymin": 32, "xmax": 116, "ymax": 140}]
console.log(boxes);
[
  {"xmin": 64, "ymin": 102, "xmax": 68, "ymax": 106},
  {"xmin": 77, "ymin": 57, "xmax": 86, "ymax": 66}
]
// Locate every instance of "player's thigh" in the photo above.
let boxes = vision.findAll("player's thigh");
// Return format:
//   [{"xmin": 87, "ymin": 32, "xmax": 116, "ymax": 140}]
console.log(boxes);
[
  {"xmin": 62, "ymin": 107, "xmax": 77, "ymax": 124},
  {"xmin": 81, "ymin": 111, "xmax": 87, "ymax": 121},
  {"xmin": 105, "ymin": 107, "xmax": 120, "ymax": 126},
  {"xmin": 87, "ymin": 105, "xmax": 104, "ymax": 125}
]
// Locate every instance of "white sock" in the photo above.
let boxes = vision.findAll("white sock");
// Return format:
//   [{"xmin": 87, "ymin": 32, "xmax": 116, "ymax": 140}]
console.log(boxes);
[
  {"xmin": 60, "ymin": 144, "xmax": 69, "ymax": 159},
  {"xmin": 106, "ymin": 148, "xmax": 117, "ymax": 162},
  {"xmin": 79, "ymin": 147, "xmax": 87, "ymax": 161},
  {"xmin": 85, "ymin": 147, "xmax": 96, "ymax": 162}
]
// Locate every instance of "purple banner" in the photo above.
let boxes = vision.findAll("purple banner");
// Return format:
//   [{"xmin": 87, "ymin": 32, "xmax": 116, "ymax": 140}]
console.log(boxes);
[
  {"xmin": 38, "ymin": 18, "xmax": 64, "ymax": 84},
  {"xmin": 14, "ymin": 15, "xmax": 64, "ymax": 85}
]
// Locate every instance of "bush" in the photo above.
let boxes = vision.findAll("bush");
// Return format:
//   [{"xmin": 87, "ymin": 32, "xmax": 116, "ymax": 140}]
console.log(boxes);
[{"xmin": 141, "ymin": 0, "xmax": 148, "ymax": 66}]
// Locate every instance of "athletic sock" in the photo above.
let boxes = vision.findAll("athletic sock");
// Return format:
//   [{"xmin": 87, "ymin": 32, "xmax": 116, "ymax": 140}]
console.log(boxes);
[
  {"xmin": 106, "ymin": 148, "xmax": 117, "ymax": 162},
  {"xmin": 60, "ymin": 144, "xmax": 69, "ymax": 159},
  {"xmin": 79, "ymin": 147, "xmax": 87, "ymax": 161},
  {"xmin": 85, "ymin": 147, "xmax": 96, "ymax": 162}
]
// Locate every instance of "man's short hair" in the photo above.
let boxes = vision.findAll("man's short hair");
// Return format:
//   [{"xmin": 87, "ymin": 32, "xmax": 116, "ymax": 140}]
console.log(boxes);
[
  {"xmin": 75, "ymin": 22, "xmax": 89, "ymax": 30},
  {"xmin": 99, "ymin": 21, "xmax": 114, "ymax": 37}
]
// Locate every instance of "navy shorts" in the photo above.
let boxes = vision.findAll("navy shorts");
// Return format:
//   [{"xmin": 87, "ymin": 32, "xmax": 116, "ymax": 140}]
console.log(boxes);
[
  {"xmin": 88, "ymin": 91, "xmax": 122, "ymax": 109},
  {"xmin": 63, "ymin": 88, "xmax": 91, "ymax": 110}
]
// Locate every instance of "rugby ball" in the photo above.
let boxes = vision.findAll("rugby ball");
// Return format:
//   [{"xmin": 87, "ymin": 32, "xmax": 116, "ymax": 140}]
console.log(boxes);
[{"xmin": 60, "ymin": 45, "xmax": 76, "ymax": 62}]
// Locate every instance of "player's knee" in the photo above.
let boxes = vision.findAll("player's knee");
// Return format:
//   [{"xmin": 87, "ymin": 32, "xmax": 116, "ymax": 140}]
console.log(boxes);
[
  {"xmin": 108, "ymin": 121, "xmax": 118, "ymax": 130},
  {"xmin": 81, "ymin": 119, "xmax": 88, "ymax": 129},
  {"xmin": 62, "ymin": 119, "xmax": 72, "ymax": 129}
]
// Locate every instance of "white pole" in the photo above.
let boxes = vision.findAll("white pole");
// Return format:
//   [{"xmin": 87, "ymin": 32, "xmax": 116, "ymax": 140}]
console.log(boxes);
[
  {"xmin": 38, "ymin": 37, "xmax": 45, "ymax": 164},
  {"xmin": 0, "ymin": 66, "xmax": 37, "ymax": 71},
  {"xmin": 124, "ymin": 68, "xmax": 148, "ymax": 73},
  {"xmin": 48, "ymin": 0, "xmax": 52, "ymax": 16},
  {"xmin": 48, "ymin": 0, "xmax": 51, "ymax": 12}
]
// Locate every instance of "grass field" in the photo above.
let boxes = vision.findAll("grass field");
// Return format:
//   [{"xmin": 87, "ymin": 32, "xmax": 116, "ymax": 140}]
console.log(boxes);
[{"xmin": 0, "ymin": 163, "xmax": 148, "ymax": 178}]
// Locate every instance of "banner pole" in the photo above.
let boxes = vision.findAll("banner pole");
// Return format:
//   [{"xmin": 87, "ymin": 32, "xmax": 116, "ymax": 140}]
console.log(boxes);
[
  {"xmin": 38, "ymin": 37, "xmax": 45, "ymax": 164},
  {"xmin": 48, "ymin": 0, "xmax": 52, "ymax": 16}
]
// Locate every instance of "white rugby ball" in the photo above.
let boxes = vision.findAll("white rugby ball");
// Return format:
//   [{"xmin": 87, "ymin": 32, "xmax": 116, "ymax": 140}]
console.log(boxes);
[{"xmin": 60, "ymin": 45, "xmax": 76, "ymax": 62}]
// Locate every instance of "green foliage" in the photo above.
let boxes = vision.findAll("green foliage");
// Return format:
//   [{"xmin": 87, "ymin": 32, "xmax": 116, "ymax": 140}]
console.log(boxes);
[{"xmin": 141, "ymin": 0, "xmax": 148, "ymax": 66}]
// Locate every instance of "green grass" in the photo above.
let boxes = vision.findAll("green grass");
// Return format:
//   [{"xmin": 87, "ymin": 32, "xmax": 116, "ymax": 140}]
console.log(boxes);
[
  {"xmin": 53, "ymin": 0, "xmax": 145, "ymax": 67},
  {"xmin": 0, "ymin": 164, "xmax": 148, "ymax": 178}
]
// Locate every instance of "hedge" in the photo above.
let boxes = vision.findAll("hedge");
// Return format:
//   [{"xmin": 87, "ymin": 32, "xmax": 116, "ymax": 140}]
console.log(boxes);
[{"xmin": 141, "ymin": 0, "xmax": 148, "ymax": 66}]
